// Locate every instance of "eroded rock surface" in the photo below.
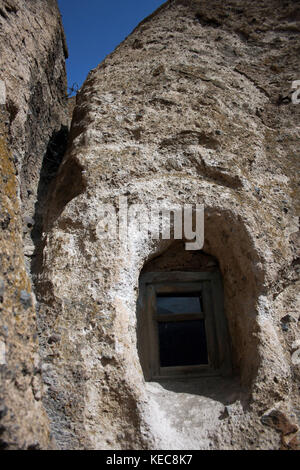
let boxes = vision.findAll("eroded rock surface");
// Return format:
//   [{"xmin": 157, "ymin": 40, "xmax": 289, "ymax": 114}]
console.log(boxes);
[
  {"xmin": 0, "ymin": 0, "xmax": 69, "ymax": 264},
  {"xmin": 0, "ymin": 0, "xmax": 68, "ymax": 449},
  {"xmin": 37, "ymin": 0, "xmax": 300, "ymax": 449}
]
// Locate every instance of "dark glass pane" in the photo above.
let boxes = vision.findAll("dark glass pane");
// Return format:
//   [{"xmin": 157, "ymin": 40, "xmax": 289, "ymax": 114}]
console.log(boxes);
[
  {"xmin": 157, "ymin": 294, "xmax": 202, "ymax": 315},
  {"xmin": 158, "ymin": 320, "xmax": 208, "ymax": 367}
]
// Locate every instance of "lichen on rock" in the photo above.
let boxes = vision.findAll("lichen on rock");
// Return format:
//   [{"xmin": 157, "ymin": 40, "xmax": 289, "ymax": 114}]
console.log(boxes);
[
  {"xmin": 0, "ymin": 0, "xmax": 68, "ymax": 449},
  {"xmin": 0, "ymin": 0, "xmax": 299, "ymax": 450},
  {"xmin": 36, "ymin": 0, "xmax": 299, "ymax": 450}
]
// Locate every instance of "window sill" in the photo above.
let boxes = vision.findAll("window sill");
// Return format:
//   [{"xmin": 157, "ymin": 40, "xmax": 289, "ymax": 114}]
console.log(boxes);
[{"xmin": 152, "ymin": 365, "xmax": 222, "ymax": 380}]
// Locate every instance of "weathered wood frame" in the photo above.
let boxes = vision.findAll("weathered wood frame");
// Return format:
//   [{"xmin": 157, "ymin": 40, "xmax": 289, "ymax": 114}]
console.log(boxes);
[{"xmin": 137, "ymin": 271, "xmax": 232, "ymax": 380}]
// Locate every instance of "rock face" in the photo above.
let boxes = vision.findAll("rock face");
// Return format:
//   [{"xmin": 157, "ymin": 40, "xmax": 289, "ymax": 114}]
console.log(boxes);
[
  {"xmin": 0, "ymin": 0, "xmax": 68, "ymax": 449},
  {"xmin": 0, "ymin": 0, "xmax": 69, "ymax": 264},
  {"xmin": 0, "ymin": 0, "xmax": 299, "ymax": 451},
  {"xmin": 36, "ymin": 0, "xmax": 300, "ymax": 450}
]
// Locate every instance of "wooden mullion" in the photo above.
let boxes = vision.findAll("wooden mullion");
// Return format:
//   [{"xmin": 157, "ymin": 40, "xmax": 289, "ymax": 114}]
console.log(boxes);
[
  {"xmin": 211, "ymin": 274, "xmax": 232, "ymax": 375},
  {"xmin": 155, "ymin": 282, "xmax": 203, "ymax": 295},
  {"xmin": 155, "ymin": 313, "xmax": 204, "ymax": 322},
  {"xmin": 202, "ymin": 281, "xmax": 219, "ymax": 369}
]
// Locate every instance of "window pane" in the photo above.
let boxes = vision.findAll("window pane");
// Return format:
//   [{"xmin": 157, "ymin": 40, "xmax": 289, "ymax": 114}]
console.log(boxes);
[
  {"xmin": 158, "ymin": 320, "xmax": 208, "ymax": 367},
  {"xmin": 157, "ymin": 294, "xmax": 202, "ymax": 315}
]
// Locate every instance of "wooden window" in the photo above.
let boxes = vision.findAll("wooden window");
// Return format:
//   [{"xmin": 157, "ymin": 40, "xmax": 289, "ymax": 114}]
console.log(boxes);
[{"xmin": 137, "ymin": 271, "xmax": 232, "ymax": 380}]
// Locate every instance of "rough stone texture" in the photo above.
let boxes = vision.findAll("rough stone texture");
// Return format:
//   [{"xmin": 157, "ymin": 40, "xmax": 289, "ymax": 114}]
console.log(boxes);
[
  {"xmin": 0, "ymin": 109, "xmax": 52, "ymax": 449},
  {"xmin": 0, "ymin": 0, "xmax": 68, "ymax": 449},
  {"xmin": 0, "ymin": 0, "xmax": 69, "ymax": 265},
  {"xmin": 0, "ymin": 0, "xmax": 299, "ymax": 451},
  {"xmin": 36, "ymin": 0, "xmax": 300, "ymax": 449}
]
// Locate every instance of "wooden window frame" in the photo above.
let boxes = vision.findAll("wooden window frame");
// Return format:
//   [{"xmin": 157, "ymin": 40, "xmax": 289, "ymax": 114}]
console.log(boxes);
[{"xmin": 137, "ymin": 271, "xmax": 232, "ymax": 380}]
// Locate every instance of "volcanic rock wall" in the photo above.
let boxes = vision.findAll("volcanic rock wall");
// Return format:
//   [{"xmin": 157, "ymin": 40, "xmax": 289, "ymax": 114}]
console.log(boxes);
[
  {"xmin": 0, "ymin": 0, "xmax": 299, "ymax": 451},
  {"xmin": 37, "ymin": 0, "xmax": 300, "ymax": 450},
  {"xmin": 0, "ymin": 0, "xmax": 69, "ymax": 264},
  {"xmin": 0, "ymin": 0, "xmax": 68, "ymax": 449}
]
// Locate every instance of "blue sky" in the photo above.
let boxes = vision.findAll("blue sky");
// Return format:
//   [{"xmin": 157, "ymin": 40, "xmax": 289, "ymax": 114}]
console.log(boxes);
[{"xmin": 58, "ymin": 0, "xmax": 166, "ymax": 94}]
